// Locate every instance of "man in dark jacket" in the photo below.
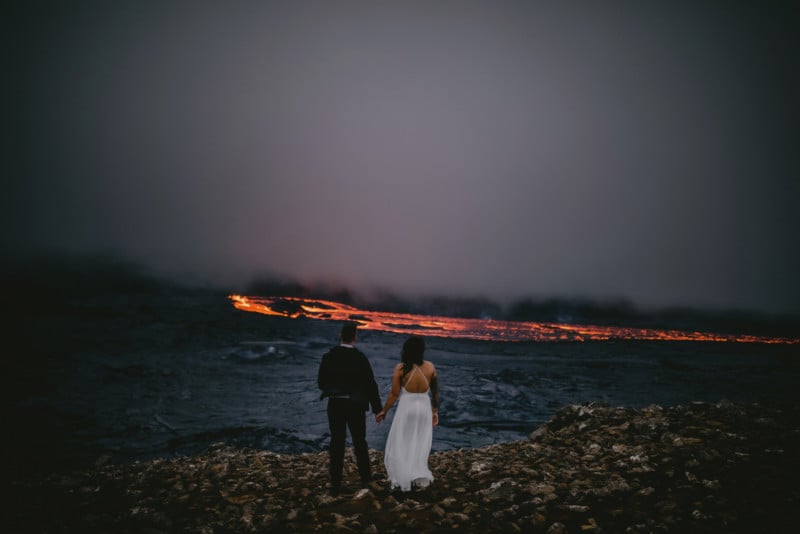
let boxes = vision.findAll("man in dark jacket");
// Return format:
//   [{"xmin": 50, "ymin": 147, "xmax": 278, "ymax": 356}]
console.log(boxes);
[{"xmin": 318, "ymin": 322, "xmax": 382, "ymax": 496}]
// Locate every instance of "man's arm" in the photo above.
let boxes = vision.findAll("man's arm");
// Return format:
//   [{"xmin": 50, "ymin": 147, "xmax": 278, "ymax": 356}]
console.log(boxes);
[
  {"xmin": 318, "ymin": 352, "xmax": 331, "ymax": 393},
  {"xmin": 363, "ymin": 356, "xmax": 382, "ymax": 414}
]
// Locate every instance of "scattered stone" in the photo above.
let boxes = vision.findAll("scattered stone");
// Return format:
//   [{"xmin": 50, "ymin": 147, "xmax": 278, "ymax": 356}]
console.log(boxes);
[
  {"xmin": 559, "ymin": 504, "xmax": 590, "ymax": 512},
  {"xmin": 530, "ymin": 426, "xmax": 548, "ymax": 441},
  {"xmin": 8, "ymin": 401, "xmax": 799, "ymax": 533}
]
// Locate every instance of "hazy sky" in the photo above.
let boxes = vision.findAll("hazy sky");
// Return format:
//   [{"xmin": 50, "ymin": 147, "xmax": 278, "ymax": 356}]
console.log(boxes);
[{"xmin": 5, "ymin": 1, "xmax": 799, "ymax": 313}]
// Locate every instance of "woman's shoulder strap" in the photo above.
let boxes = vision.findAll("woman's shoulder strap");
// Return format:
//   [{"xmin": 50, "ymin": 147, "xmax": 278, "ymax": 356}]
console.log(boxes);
[{"xmin": 412, "ymin": 364, "xmax": 429, "ymax": 386}]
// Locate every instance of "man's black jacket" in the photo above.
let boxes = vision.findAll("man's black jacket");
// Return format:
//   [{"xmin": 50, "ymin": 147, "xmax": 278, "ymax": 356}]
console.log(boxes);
[{"xmin": 318, "ymin": 345, "xmax": 382, "ymax": 413}]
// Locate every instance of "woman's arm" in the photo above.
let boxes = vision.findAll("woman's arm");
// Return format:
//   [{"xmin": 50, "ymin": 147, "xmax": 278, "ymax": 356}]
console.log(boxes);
[
  {"xmin": 376, "ymin": 364, "xmax": 402, "ymax": 422},
  {"xmin": 430, "ymin": 365, "xmax": 439, "ymax": 427}
]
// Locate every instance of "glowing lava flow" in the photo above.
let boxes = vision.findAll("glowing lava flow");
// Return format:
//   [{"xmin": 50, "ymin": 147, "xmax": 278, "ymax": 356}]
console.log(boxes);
[{"xmin": 229, "ymin": 295, "xmax": 799, "ymax": 344}]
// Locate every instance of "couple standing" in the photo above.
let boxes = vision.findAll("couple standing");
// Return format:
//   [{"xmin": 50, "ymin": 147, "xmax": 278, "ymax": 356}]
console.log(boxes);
[{"xmin": 317, "ymin": 322, "xmax": 439, "ymax": 496}]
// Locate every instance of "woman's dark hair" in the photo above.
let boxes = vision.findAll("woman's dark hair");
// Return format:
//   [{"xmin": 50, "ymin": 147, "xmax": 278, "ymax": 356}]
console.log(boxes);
[{"xmin": 401, "ymin": 335, "xmax": 425, "ymax": 383}]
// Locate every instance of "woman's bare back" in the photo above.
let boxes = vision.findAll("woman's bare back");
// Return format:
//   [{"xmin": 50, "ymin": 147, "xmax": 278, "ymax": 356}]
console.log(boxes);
[{"xmin": 401, "ymin": 361, "xmax": 436, "ymax": 393}]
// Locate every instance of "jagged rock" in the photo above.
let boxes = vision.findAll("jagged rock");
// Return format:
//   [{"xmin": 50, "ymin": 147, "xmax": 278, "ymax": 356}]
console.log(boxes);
[
  {"xmin": 559, "ymin": 504, "xmax": 590, "ymax": 513},
  {"xmin": 529, "ymin": 426, "xmax": 549, "ymax": 441},
  {"xmin": 8, "ymin": 401, "xmax": 799, "ymax": 533},
  {"xmin": 529, "ymin": 482, "xmax": 557, "ymax": 495},
  {"xmin": 470, "ymin": 461, "xmax": 490, "ymax": 475},
  {"xmin": 480, "ymin": 479, "xmax": 517, "ymax": 502},
  {"xmin": 440, "ymin": 496, "xmax": 457, "ymax": 507},
  {"xmin": 447, "ymin": 512, "xmax": 470, "ymax": 523}
]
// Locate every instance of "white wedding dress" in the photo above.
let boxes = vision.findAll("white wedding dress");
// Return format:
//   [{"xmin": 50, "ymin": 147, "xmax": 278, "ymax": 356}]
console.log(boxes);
[{"xmin": 384, "ymin": 365, "xmax": 434, "ymax": 491}]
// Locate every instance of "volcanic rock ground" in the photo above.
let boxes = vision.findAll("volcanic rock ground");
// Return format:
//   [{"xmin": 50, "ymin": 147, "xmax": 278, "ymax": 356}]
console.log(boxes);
[{"xmin": 9, "ymin": 400, "xmax": 799, "ymax": 533}]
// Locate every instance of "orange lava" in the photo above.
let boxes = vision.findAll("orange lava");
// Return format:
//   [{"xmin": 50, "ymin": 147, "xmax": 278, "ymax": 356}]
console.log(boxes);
[{"xmin": 229, "ymin": 294, "xmax": 799, "ymax": 344}]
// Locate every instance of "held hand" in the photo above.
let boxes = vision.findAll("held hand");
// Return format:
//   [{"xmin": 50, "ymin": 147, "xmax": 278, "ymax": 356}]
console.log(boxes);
[
  {"xmin": 432, "ymin": 412, "xmax": 439, "ymax": 427},
  {"xmin": 375, "ymin": 411, "xmax": 386, "ymax": 423}
]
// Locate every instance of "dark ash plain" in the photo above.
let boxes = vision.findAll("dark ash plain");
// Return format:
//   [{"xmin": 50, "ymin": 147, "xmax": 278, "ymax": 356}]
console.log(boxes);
[{"xmin": 5, "ymin": 259, "xmax": 799, "ymax": 480}]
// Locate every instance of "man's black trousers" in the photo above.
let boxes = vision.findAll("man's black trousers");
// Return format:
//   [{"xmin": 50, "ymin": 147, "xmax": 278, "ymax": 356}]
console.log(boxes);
[{"xmin": 327, "ymin": 398, "xmax": 371, "ymax": 488}]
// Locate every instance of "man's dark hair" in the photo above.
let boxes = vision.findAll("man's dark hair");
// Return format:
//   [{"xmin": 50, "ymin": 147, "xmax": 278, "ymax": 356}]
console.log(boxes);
[{"xmin": 341, "ymin": 322, "xmax": 358, "ymax": 343}]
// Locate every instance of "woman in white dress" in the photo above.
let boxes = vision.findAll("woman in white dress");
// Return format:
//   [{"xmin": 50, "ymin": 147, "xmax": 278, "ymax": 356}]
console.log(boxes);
[{"xmin": 376, "ymin": 336, "xmax": 439, "ymax": 492}]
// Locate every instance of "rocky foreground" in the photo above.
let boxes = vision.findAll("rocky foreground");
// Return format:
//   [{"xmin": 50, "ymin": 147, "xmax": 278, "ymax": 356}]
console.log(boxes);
[{"xmin": 9, "ymin": 400, "xmax": 800, "ymax": 533}]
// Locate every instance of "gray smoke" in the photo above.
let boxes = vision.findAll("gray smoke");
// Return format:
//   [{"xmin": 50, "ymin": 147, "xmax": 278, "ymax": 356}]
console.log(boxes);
[{"xmin": 5, "ymin": 1, "xmax": 799, "ymax": 313}]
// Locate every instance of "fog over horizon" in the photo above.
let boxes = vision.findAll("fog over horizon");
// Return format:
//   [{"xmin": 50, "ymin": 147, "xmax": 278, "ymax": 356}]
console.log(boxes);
[{"xmin": 5, "ymin": 2, "xmax": 799, "ymax": 315}]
